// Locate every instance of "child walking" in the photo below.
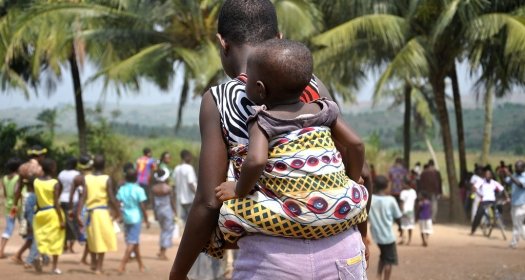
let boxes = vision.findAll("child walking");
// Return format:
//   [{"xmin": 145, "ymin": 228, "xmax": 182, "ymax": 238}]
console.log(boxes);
[
  {"xmin": 369, "ymin": 175, "xmax": 402, "ymax": 280},
  {"xmin": 116, "ymin": 167, "xmax": 150, "ymax": 273},
  {"xmin": 33, "ymin": 158, "xmax": 66, "ymax": 274},
  {"xmin": 418, "ymin": 192, "xmax": 433, "ymax": 247},
  {"xmin": 399, "ymin": 178, "xmax": 417, "ymax": 245},
  {"xmin": 152, "ymin": 169, "xmax": 175, "ymax": 260},
  {"xmin": 0, "ymin": 158, "xmax": 22, "ymax": 258}
]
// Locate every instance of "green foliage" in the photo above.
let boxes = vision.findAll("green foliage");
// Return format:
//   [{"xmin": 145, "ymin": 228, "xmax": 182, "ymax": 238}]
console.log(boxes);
[
  {"xmin": 0, "ymin": 120, "xmax": 74, "ymax": 174},
  {"xmin": 85, "ymin": 108, "xmax": 130, "ymax": 180}
]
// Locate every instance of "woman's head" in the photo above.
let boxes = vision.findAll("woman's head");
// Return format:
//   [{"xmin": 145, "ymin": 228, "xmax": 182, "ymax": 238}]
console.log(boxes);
[
  {"xmin": 217, "ymin": 0, "xmax": 280, "ymax": 78},
  {"xmin": 4, "ymin": 157, "xmax": 22, "ymax": 174},
  {"xmin": 160, "ymin": 151, "xmax": 171, "ymax": 164},
  {"xmin": 484, "ymin": 169, "xmax": 493, "ymax": 180},
  {"xmin": 65, "ymin": 156, "xmax": 78, "ymax": 170},
  {"xmin": 41, "ymin": 158, "xmax": 57, "ymax": 177},
  {"xmin": 246, "ymin": 39, "xmax": 313, "ymax": 106},
  {"xmin": 78, "ymin": 155, "xmax": 93, "ymax": 171},
  {"xmin": 93, "ymin": 155, "xmax": 105, "ymax": 171}
]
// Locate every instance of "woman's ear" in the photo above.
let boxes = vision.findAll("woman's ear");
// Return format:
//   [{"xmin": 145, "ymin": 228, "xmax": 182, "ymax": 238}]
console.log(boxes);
[
  {"xmin": 216, "ymin": 33, "xmax": 229, "ymax": 56},
  {"xmin": 256, "ymin": 81, "xmax": 267, "ymax": 100}
]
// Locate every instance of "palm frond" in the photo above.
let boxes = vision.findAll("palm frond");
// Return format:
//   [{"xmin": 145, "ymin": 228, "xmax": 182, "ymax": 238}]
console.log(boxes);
[
  {"xmin": 312, "ymin": 14, "xmax": 408, "ymax": 51},
  {"xmin": 373, "ymin": 37, "xmax": 429, "ymax": 103}
]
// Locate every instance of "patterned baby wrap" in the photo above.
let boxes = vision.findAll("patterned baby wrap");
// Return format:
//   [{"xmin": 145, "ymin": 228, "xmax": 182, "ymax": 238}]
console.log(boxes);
[{"xmin": 205, "ymin": 100, "xmax": 368, "ymax": 258}]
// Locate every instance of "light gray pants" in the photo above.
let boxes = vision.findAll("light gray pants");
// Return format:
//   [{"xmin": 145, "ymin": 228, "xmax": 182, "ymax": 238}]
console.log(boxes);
[
  {"xmin": 511, "ymin": 204, "xmax": 525, "ymax": 247},
  {"xmin": 233, "ymin": 227, "xmax": 367, "ymax": 280}
]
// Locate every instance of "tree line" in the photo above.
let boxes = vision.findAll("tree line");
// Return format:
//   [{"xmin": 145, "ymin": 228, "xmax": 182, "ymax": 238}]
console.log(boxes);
[{"xmin": 1, "ymin": 0, "xmax": 525, "ymax": 222}]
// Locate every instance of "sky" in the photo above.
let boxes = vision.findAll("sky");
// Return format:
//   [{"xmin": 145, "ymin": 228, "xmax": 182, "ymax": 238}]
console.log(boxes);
[{"xmin": 0, "ymin": 60, "xmax": 492, "ymax": 110}]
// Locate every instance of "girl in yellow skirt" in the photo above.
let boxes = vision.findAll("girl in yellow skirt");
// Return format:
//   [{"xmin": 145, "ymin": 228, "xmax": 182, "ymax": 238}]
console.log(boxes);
[
  {"xmin": 33, "ymin": 158, "xmax": 65, "ymax": 274},
  {"xmin": 76, "ymin": 155, "xmax": 121, "ymax": 275}
]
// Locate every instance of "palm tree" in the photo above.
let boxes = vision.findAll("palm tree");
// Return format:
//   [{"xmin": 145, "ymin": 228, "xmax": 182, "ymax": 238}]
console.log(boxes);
[
  {"xmin": 1, "ymin": 1, "xmax": 133, "ymax": 154},
  {"xmin": 465, "ymin": 2, "xmax": 525, "ymax": 164},
  {"xmin": 88, "ymin": 0, "xmax": 322, "ymax": 131},
  {"xmin": 312, "ymin": 0, "xmax": 469, "ymax": 221}
]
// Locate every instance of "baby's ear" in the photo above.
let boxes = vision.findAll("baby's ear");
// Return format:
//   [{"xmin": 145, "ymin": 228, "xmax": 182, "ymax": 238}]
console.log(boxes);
[{"xmin": 256, "ymin": 81, "xmax": 267, "ymax": 99}]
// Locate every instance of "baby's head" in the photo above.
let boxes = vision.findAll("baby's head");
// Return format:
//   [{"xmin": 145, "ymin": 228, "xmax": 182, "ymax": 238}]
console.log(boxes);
[{"xmin": 246, "ymin": 39, "xmax": 313, "ymax": 106}]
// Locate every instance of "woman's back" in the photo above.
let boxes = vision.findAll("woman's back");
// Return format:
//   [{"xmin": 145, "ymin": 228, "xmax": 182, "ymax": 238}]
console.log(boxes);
[
  {"xmin": 34, "ymin": 178, "xmax": 57, "ymax": 208},
  {"xmin": 58, "ymin": 169, "xmax": 80, "ymax": 203},
  {"xmin": 85, "ymin": 174, "xmax": 109, "ymax": 208}
]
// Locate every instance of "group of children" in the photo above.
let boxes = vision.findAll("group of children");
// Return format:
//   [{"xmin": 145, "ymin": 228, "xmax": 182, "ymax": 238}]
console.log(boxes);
[
  {"xmin": 369, "ymin": 174, "xmax": 433, "ymax": 280},
  {"xmin": 0, "ymin": 148, "xmax": 177, "ymax": 275}
]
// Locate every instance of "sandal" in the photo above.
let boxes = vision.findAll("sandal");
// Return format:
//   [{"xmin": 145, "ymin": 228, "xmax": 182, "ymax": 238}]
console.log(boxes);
[{"xmin": 52, "ymin": 268, "xmax": 62, "ymax": 275}]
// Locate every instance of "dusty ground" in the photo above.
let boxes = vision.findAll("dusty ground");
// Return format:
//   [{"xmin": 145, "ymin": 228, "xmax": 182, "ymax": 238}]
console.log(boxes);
[{"xmin": 0, "ymin": 216, "xmax": 524, "ymax": 280}]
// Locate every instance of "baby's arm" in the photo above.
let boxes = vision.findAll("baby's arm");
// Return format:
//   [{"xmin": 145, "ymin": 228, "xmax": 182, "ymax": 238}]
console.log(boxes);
[
  {"xmin": 330, "ymin": 116, "xmax": 365, "ymax": 181},
  {"xmin": 216, "ymin": 122, "xmax": 269, "ymax": 201}
]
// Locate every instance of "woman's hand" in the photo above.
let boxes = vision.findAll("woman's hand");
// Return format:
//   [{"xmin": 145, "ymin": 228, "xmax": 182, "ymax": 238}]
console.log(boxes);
[
  {"xmin": 215, "ymin": 182, "xmax": 238, "ymax": 201},
  {"xmin": 362, "ymin": 236, "xmax": 370, "ymax": 270}
]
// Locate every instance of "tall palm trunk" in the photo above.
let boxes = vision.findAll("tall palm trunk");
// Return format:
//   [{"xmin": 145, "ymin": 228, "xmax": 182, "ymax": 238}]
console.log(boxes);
[
  {"xmin": 480, "ymin": 84, "xmax": 494, "ymax": 164},
  {"xmin": 424, "ymin": 136, "xmax": 439, "ymax": 171},
  {"xmin": 175, "ymin": 73, "xmax": 189, "ymax": 133},
  {"xmin": 403, "ymin": 83, "xmax": 411, "ymax": 168},
  {"xmin": 450, "ymin": 66, "xmax": 467, "ymax": 183},
  {"xmin": 431, "ymin": 74, "xmax": 463, "ymax": 223},
  {"xmin": 69, "ymin": 49, "xmax": 87, "ymax": 154}
]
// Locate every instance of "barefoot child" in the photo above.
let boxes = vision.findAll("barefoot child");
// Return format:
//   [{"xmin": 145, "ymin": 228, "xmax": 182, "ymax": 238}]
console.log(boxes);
[
  {"xmin": 152, "ymin": 169, "xmax": 175, "ymax": 260},
  {"xmin": 418, "ymin": 192, "xmax": 433, "ymax": 247},
  {"xmin": 0, "ymin": 158, "xmax": 22, "ymax": 258},
  {"xmin": 211, "ymin": 39, "xmax": 368, "ymax": 258},
  {"xmin": 117, "ymin": 167, "xmax": 150, "ymax": 273},
  {"xmin": 369, "ymin": 175, "xmax": 402, "ymax": 280},
  {"xmin": 399, "ymin": 177, "xmax": 417, "ymax": 245}
]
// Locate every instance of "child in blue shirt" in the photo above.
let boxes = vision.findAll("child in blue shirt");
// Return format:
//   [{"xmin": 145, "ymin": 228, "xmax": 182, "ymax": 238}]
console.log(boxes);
[
  {"xmin": 116, "ymin": 167, "xmax": 150, "ymax": 273},
  {"xmin": 369, "ymin": 175, "xmax": 402, "ymax": 280}
]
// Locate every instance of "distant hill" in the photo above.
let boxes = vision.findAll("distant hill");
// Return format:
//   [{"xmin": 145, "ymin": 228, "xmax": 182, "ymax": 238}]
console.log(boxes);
[{"xmin": 1, "ymin": 98, "xmax": 524, "ymax": 154}]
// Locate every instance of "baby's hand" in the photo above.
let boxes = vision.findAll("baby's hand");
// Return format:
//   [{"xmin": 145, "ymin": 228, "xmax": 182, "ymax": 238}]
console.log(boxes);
[{"xmin": 215, "ymin": 182, "xmax": 238, "ymax": 202}]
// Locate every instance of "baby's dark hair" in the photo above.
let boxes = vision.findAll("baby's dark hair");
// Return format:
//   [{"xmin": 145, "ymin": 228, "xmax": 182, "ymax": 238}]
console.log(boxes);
[
  {"xmin": 374, "ymin": 175, "xmax": 389, "ymax": 192},
  {"xmin": 218, "ymin": 0, "xmax": 279, "ymax": 45},
  {"xmin": 125, "ymin": 167, "xmax": 137, "ymax": 183},
  {"xmin": 249, "ymin": 39, "xmax": 313, "ymax": 99},
  {"xmin": 420, "ymin": 191, "xmax": 430, "ymax": 200},
  {"xmin": 4, "ymin": 157, "xmax": 23, "ymax": 173}
]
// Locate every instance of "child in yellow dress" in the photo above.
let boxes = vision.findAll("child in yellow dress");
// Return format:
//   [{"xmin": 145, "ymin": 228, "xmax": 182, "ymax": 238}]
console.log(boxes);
[{"xmin": 33, "ymin": 158, "xmax": 65, "ymax": 274}]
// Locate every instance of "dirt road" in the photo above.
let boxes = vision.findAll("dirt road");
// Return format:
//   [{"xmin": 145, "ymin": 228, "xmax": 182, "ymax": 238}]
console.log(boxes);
[{"xmin": 0, "ymin": 220, "xmax": 524, "ymax": 280}]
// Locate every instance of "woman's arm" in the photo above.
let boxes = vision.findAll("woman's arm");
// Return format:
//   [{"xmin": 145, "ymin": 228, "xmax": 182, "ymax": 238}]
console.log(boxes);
[
  {"xmin": 140, "ymin": 202, "xmax": 150, "ymax": 229},
  {"xmin": 170, "ymin": 91, "xmax": 229, "ymax": 280},
  {"xmin": 330, "ymin": 116, "xmax": 365, "ymax": 181},
  {"xmin": 75, "ymin": 176, "xmax": 86, "ymax": 227},
  {"xmin": 106, "ymin": 178, "xmax": 121, "ymax": 220},
  {"xmin": 54, "ymin": 181, "xmax": 65, "ymax": 228}
]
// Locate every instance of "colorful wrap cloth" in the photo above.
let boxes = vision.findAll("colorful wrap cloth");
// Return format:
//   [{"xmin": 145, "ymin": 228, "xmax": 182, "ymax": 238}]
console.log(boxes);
[{"xmin": 205, "ymin": 126, "xmax": 368, "ymax": 258}]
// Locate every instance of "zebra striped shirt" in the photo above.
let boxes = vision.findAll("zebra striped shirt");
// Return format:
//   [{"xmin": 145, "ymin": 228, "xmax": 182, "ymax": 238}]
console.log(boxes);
[{"xmin": 210, "ymin": 73, "xmax": 321, "ymax": 146}]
